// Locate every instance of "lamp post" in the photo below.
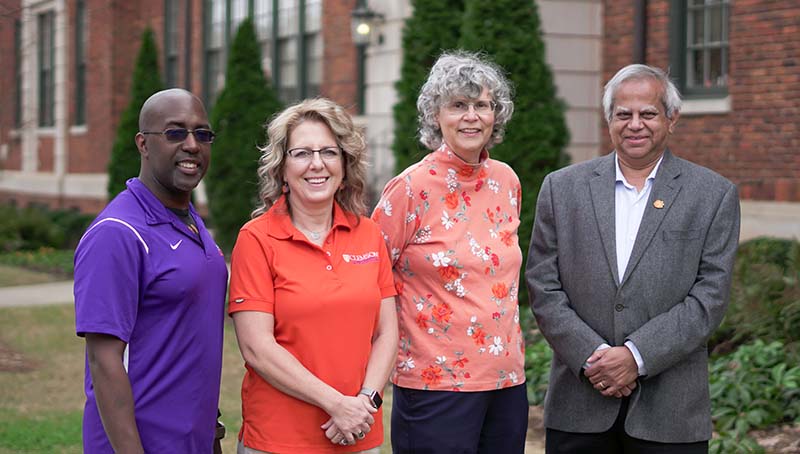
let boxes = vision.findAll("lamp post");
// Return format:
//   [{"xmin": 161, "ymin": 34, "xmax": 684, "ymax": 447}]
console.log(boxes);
[{"xmin": 350, "ymin": 0, "xmax": 383, "ymax": 114}]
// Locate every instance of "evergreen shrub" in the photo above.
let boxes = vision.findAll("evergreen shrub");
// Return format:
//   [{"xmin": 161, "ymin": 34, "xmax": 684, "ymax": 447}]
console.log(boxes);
[
  {"xmin": 206, "ymin": 18, "xmax": 282, "ymax": 253},
  {"xmin": 391, "ymin": 0, "xmax": 465, "ymax": 175},
  {"xmin": 107, "ymin": 28, "xmax": 163, "ymax": 199}
]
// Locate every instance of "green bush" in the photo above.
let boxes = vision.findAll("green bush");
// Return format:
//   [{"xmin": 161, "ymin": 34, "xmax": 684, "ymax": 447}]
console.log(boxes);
[
  {"xmin": 709, "ymin": 340, "xmax": 800, "ymax": 452},
  {"xmin": 107, "ymin": 28, "xmax": 164, "ymax": 199},
  {"xmin": 206, "ymin": 18, "xmax": 282, "ymax": 253},
  {"xmin": 711, "ymin": 237, "xmax": 800, "ymax": 356},
  {"xmin": 0, "ymin": 248, "xmax": 75, "ymax": 276},
  {"xmin": 391, "ymin": 0, "xmax": 465, "ymax": 175},
  {"xmin": 0, "ymin": 205, "xmax": 93, "ymax": 253},
  {"xmin": 524, "ymin": 334, "xmax": 552, "ymax": 406}
]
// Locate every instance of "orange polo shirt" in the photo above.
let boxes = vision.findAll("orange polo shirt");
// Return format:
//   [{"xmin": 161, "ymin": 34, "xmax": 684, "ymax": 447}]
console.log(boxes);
[
  {"xmin": 371, "ymin": 144, "xmax": 526, "ymax": 392},
  {"xmin": 228, "ymin": 195, "xmax": 396, "ymax": 453}
]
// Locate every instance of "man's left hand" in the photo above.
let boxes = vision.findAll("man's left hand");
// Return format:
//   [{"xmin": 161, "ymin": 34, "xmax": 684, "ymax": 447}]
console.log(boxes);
[{"xmin": 584, "ymin": 346, "xmax": 638, "ymax": 397}]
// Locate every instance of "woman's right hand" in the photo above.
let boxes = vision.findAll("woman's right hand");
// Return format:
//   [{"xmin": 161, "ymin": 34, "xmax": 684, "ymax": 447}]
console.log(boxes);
[{"xmin": 321, "ymin": 395, "xmax": 376, "ymax": 444}]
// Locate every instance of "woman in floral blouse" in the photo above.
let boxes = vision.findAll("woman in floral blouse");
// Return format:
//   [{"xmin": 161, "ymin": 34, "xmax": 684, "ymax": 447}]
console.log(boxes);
[{"xmin": 372, "ymin": 51, "xmax": 528, "ymax": 452}]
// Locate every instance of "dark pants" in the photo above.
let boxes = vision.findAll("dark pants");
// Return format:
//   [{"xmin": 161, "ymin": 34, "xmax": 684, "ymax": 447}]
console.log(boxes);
[
  {"xmin": 391, "ymin": 383, "xmax": 529, "ymax": 454},
  {"xmin": 546, "ymin": 398, "xmax": 708, "ymax": 454}
]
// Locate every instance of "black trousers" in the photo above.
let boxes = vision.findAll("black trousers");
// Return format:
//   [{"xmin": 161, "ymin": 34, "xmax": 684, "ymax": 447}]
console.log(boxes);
[{"xmin": 545, "ymin": 398, "xmax": 708, "ymax": 454}]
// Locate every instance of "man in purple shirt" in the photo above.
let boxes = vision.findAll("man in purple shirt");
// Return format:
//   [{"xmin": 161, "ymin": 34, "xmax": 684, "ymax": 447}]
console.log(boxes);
[{"xmin": 74, "ymin": 88, "xmax": 228, "ymax": 453}]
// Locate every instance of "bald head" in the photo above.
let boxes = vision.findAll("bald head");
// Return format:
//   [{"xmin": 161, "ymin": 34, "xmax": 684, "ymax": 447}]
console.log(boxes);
[{"xmin": 138, "ymin": 88, "xmax": 207, "ymax": 132}]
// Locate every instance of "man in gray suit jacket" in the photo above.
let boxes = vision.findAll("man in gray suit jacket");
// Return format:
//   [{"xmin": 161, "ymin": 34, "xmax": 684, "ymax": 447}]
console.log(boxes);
[{"xmin": 526, "ymin": 64, "xmax": 740, "ymax": 453}]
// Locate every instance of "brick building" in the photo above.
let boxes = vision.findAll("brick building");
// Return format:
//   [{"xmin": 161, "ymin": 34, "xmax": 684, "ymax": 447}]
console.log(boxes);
[
  {"xmin": 0, "ymin": 0, "xmax": 359, "ymax": 213},
  {"xmin": 601, "ymin": 0, "xmax": 800, "ymax": 238},
  {"xmin": 0, "ymin": 0, "xmax": 797, "ymax": 239}
]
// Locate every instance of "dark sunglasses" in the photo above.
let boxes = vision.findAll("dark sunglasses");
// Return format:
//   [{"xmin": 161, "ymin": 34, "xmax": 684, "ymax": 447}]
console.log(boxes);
[{"xmin": 141, "ymin": 128, "xmax": 216, "ymax": 143}]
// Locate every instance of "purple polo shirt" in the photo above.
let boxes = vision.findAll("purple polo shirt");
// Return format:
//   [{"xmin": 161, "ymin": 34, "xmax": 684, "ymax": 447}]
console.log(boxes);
[{"xmin": 74, "ymin": 178, "xmax": 228, "ymax": 453}]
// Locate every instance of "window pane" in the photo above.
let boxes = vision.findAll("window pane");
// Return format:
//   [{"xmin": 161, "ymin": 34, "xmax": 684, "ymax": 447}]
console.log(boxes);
[
  {"xmin": 690, "ymin": 9, "xmax": 704, "ymax": 46},
  {"xmin": 15, "ymin": 19, "xmax": 22, "ymax": 127},
  {"xmin": 688, "ymin": 49, "xmax": 703, "ymax": 88},
  {"xmin": 255, "ymin": 0, "xmax": 273, "ymax": 41},
  {"xmin": 38, "ymin": 11, "xmax": 55, "ymax": 127},
  {"xmin": 306, "ymin": 33, "xmax": 322, "ymax": 97},
  {"xmin": 709, "ymin": 47, "xmax": 726, "ymax": 87},
  {"xmin": 278, "ymin": 0, "xmax": 298, "ymax": 37},
  {"xmin": 709, "ymin": 4, "xmax": 723, "ymax": 43},
  {"xmin": 305, "ymin": 0, "xmax": 321, "ymax": 32},
  {"xmin": 278, "ymin": 37, "xmax": 297, "ymax": 101},
  {"xmin": 75, "ymin": 0, "xmax": 87, "ymax": 124}
]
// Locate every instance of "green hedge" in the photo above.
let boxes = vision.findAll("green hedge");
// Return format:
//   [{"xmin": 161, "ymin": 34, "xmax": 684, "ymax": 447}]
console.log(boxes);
[{"xmin": 0, "ymin": 205, "xmax": 93, "ymax": 253}]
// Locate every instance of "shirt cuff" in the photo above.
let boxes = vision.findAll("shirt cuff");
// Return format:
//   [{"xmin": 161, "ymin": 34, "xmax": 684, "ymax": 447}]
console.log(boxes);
[
  {"xmin": 583, "ymin": 343, "xmax": 611, "ymax": 369},
  {"xmin": 624, "ymin": 340, "xmax": 647, "ymax": 376}
]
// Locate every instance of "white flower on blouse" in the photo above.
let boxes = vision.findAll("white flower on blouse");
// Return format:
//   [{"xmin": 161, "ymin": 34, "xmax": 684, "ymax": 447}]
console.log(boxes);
[
  {"xmin": 406, "ymin": 212, "xmax": 417, "ymax": 224},
  {"xmin": 470, "ymin": 315, "xmax": 478, "ymax": 323},
  {"xmin": 431, "ymin": 251, "xmax": 451, "ymax": 267},
  {"xmin": 398, "ymin": 357, "xmax": 415, "ymax": 371},
  {"xmin": 416, "ymin": 303, "xmax": 424, "ymax": 312},
  {"xmin": 489, "ymin": 336, "xmax": 504, "ymax": 356},
  {"xmin": 391, "ymin": 247, "xmax": 401, "ymax": 262},
  {"xmin": 381, "ymin": 199, "xmax": 393, "ymax": 216},
  {"xmin": 509, "ymin": 371, "xmax": 519, "ymax": 383},
  {"xmin": 441, "ymin": 211, "xmax": 455, "ymax": 230},
  {"xmin": 487, "ymin": 179, "xmax": 500, "ymax": 193},
  {"xmin": 508, "ymin": 189, "xmax": 518, "ymax": 207},
  {"xmin": 436, "ymin": 356, "xmax": 447, "ymax": 365},
  {"xmin": 427, "ymin": 327, "xmax": 435, "ymax": 334}
]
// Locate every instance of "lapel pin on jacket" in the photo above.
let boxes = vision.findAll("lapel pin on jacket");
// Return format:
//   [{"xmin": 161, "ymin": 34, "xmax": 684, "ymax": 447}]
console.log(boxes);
[{"xmin": 653, "ymin": 199, "xmax": 665, "ymax": 209}]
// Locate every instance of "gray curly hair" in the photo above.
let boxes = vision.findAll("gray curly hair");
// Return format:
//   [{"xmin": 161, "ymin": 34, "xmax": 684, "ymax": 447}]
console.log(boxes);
[
  {"xmin": 251, "ymin": 98, "xmax": 368, "ymax": 218},
  {"xmin": 602, "ymin": 64, "xmax": 682, "ymax": 122},
  {"xmin": 417, "ymin": 50, "xmax": 514, "ymax": 150}
]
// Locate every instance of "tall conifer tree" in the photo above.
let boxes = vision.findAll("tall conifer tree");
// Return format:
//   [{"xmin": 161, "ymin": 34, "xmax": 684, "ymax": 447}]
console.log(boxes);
[
  {"xmin": 206, "ymin": 18, "xmax": 282, "ymax": 252},
  {"xmin": 391, "ymin": 0, "xmax": 465, "ymax": 174},
  {"xmin": 107, "ymin": 28, "xmax": 163, "ymax": 199},
  {"xmin": 459, "ymin": 0, "xmax": 570, "ymax": 299}
]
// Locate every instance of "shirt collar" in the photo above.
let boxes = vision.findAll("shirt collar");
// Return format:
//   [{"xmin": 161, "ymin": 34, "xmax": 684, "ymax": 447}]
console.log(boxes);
[
  {"xmin": 433, "ymin": 143, "xmax": 490, "ymax": 180},
  {"xmin": 126, "ymin": 178, "xmax": 197, "ymax": 225},
  {"xmin": 265, "ymin": 194, "xmax": 355, "ymax": 240},
  {"xmin": 614, "ymin": 154, "xmax": 663, "ymax": 189}
]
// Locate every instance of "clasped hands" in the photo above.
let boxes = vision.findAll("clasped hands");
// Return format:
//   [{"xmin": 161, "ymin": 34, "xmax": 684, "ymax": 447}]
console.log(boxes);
[
  {"xmin": 584, "ymin": 346, "xmax": 639, "ymax": 398},
  {"xmin": 321, "ymin": 393, "xmax": 377, "ymax": 446}
]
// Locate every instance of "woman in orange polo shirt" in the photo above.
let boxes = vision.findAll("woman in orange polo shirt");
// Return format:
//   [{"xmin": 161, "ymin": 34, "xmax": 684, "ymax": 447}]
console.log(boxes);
[
  {"xmin": 371, "ymin": 51, "xmax": 528, "ymax": 452},
  {"xmin": 228, "ymin": 98, "xmax": 398, "ymax": 453}
]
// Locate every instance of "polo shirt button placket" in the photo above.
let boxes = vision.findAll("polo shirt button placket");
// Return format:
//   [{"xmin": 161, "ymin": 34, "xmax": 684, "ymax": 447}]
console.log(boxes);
[
  {"xmin": 326, "ymin": 251, "xmax": 331, "ymax": 256},
  {"xmin": 326, "ymin": 265, "xmax": 332, "ymax": 271}
]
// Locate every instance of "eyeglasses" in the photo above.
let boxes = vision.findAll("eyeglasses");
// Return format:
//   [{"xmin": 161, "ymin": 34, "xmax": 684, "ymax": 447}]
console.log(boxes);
[
  {"xmin": 286, "ymin": 147, "xmax": 343, "ymax": 163},
  {"xmin": 443, "ymin": 99, "xmax": 497, "ymax": 116},
  {"xmin": 141, "ymin": 128, "xmax": 216, "ymax": 143}
]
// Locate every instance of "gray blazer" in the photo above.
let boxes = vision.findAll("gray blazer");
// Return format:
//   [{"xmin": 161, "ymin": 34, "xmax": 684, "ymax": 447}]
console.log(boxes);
[{"xmin": 525, "ymin": 150, "xmax": 740, "ymax": 443}]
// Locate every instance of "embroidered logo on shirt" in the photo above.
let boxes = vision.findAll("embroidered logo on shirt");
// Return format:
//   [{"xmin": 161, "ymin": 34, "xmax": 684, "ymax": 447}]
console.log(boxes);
[
  {"xmin": 342, "ymin": 251, "xmax": 379, "ymax": 264},
  {"xmin": 170, "ymin": 240, "xmax": 183, "ymax": 250}
]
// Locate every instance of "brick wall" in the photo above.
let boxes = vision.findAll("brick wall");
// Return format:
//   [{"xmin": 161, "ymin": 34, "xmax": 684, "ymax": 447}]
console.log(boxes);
[
  {"xmin": 603, "ymin": 1, "xmax": 800, "ymax": 202},
  {"xmin": 321, "ymin": 0, "xmax": 358, "ymax": 114}
]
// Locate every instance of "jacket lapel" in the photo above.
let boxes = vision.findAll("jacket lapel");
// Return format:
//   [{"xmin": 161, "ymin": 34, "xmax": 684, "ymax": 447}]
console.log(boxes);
[
  {"xmin": 621, "ymin": 150, "xmax": 683, "ymax": 284},
  {"xmin": 589, "ymin": 153, "xmax": 620, "ymax": 286}
]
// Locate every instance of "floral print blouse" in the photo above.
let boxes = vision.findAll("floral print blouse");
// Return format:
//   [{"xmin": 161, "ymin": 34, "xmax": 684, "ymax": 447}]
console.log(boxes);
[{"xmin": 371, "ymin": 143, "xmax": 526, "ymax": 391}]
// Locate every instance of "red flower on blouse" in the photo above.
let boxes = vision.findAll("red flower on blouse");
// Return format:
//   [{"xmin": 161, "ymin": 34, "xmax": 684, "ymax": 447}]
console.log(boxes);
[
  {"xmin": 431, "ymin": 302, "xmax": 454, "ymax": 323},
  {"xmin": 421, "ymin": 365, "xmax": 444, "ymax": 386}
]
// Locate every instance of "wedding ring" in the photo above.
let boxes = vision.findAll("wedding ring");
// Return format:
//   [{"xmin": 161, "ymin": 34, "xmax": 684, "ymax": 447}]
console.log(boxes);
[
  {"xmin": 357, "ymin": 431, "xmax": 366, "ymax": 439},
  {"xmin": 599, "ymin": 381, "xmax": 606, "ymax": 389},
  {"xmin": 339, "ymin": 439, "xmax": 348, "ymax": 445}
]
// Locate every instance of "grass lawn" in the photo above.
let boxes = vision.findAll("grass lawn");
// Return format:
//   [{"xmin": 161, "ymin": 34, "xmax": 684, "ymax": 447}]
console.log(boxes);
[{"xmin": 0, "ymin": 303, "xmax": 392, "ymax": 453}]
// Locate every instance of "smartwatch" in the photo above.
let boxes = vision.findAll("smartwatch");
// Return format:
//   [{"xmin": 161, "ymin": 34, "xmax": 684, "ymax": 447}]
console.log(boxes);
[{"xmin": 358, "ymin": 386, "xmax": 383, "ymax": 409}]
